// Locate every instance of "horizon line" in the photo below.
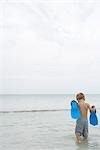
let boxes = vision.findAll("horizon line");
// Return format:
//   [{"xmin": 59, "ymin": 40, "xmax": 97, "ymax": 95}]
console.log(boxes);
[{"xmin": 0, "ymin": 93, "xmax": 100, "ymax": 95}]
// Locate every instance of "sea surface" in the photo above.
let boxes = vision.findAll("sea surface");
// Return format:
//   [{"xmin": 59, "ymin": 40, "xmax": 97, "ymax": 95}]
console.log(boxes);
[{"xmin": 0, "ymin": 94, "xmax": 100, "ymax": 150}]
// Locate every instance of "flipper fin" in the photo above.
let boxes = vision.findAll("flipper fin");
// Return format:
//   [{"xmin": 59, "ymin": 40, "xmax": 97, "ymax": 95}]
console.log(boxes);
[
  {"xmin": 71, "ymin": 100, "xmax": 80, "ymax": 119},
  {"xmin": 89, "ymin": 111, "xmax": 98, "ymax": 126}
]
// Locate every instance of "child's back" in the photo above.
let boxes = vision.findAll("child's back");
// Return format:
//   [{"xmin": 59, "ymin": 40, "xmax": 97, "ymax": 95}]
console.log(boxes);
[{"xmin": 78, "ymin": 100, "xmax": 90, "ymax": 119}]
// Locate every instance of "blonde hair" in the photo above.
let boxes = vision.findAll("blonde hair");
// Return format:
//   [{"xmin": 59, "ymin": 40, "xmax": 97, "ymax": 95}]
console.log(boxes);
[{"xmin": 76, "ymin": 93, "xmax": 85, "ymax": 101}]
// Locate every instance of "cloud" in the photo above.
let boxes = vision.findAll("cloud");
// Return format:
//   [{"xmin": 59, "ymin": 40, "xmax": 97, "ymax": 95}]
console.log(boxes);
[{"xmin": 0, "ymin": 0, "xmax": 100, "ymax": 93}]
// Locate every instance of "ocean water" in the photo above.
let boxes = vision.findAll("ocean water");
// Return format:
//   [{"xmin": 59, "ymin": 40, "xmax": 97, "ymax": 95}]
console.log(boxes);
[{"xmin": 0, "ymin": 94, "xmax": 100, "ymax": 150}]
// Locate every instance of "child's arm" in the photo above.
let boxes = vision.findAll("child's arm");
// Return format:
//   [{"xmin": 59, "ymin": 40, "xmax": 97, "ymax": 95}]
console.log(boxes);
[{"xmin": 86, "ymin": 103, "xmax": 91, "ymax": 111}]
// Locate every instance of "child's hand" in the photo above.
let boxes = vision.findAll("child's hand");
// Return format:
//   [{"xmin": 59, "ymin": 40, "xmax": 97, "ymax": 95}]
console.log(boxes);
[{"xmin": 90, "ymin": 105, "xmax": 96, "ymax": 113}]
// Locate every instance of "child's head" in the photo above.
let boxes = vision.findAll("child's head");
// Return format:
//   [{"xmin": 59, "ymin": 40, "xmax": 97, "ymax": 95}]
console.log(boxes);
[{"xmin": 76, "ymin": 92, "xmax": 85, "ymax": 102}]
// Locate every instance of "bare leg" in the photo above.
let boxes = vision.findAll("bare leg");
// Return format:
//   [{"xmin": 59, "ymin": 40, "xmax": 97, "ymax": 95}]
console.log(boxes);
[{"xmin": 76, "ymin": 133, "xmax": 81, "ymax": 143}]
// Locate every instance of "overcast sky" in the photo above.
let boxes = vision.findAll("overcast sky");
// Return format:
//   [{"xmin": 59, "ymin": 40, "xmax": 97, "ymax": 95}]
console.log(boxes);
[{"xmin": 0, "ymin": 0, "xmax": 100, "ymax": 94}]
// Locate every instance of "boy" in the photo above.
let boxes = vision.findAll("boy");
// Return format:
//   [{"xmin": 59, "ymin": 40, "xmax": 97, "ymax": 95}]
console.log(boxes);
[{"xmin": 75, "ymin": 93, "xmax": 91, "ymax": 143}]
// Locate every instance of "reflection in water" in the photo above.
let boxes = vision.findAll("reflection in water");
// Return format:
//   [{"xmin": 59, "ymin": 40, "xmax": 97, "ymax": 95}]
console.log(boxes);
[
  {"xmin": 76, "ymin": 138, "xmax": 100, "ymax": 150},
  {"xmin": 76, "ymin": 139, "xmax": 89, "ymax": 150}
]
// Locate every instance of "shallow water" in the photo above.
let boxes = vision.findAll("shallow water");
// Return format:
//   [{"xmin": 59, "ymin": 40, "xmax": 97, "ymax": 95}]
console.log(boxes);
[
  {"xmin": 0, "ymin": 94, "xmax": 100, "ymax": 150},
  {"xmin": 0, "ymin": 111, "xmax": 100, "ymax": 150}
]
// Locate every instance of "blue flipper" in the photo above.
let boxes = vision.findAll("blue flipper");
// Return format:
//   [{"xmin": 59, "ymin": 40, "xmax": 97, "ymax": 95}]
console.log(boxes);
[
  {"xmin": 70, "ymin": 100, "xmax": 80, "ymax": 119},
  {"xmin": 89, "ymin": 112, "xmax": 98, "ymax": 126}
]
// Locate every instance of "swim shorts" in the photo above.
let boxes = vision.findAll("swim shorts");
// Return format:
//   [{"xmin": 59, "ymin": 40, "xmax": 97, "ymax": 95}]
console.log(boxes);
[{"xmin": 75, "ymin": 118, "xmax": 88, "ymax": 138}]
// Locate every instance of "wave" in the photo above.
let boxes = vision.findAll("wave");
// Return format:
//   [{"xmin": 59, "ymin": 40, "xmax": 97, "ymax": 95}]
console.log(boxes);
[{"xmin": 0, "ymin": 109, "xmax": 69, "ymax": 113}]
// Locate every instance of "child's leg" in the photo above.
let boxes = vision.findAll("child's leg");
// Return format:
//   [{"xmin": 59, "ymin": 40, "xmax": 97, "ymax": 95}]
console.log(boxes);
[
  {"xmin": 81, "ymin": 119, "xmax": 88, "ymax": 140},
  {"xmin": 83, "ymin": 129, "xmax": 88, "ymax": 139},
  {"xmin": 75, "ymin": 119, "xmax": 83, "ymax": 142},
  {"xmin": 76, "ymin": 132, "xmax": 81, "ymax": 142}
]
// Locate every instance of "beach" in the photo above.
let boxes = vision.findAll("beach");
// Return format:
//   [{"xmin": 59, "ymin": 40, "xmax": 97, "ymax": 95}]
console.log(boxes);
[{"xmin": 0, "ymin": 94, "xmax": 100, "ymax": 150}]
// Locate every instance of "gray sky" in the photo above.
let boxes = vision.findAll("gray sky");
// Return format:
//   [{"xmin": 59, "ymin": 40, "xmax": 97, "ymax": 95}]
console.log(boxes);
[{"xmin": 0, "ymin": 0, "xmax": 100, "ymax": 94}]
